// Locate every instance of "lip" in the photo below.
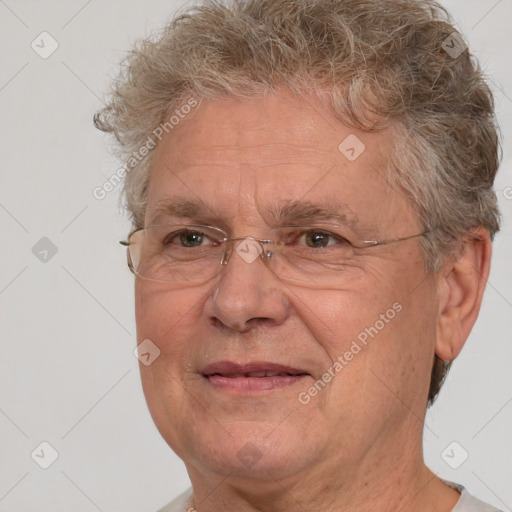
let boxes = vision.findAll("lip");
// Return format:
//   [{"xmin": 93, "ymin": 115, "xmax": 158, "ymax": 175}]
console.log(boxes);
[{"xmin": 201, "ymin": 361, "xmax": 311, "ymax": 392}]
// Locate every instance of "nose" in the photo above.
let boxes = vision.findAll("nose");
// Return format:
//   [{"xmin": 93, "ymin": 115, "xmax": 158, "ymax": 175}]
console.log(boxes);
[{"xmin": 203, "ymin": 238, "xmax": 290, "ymax": 333}]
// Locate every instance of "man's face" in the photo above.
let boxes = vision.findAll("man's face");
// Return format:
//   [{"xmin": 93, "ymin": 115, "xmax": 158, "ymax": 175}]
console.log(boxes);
[{"xmin": 135, "ymin": 89, "xmax": 439, "ymax": 483}]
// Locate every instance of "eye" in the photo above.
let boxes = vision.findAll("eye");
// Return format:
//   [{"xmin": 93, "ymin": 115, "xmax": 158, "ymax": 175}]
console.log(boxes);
[
  {"xmin": 299, "ymin": 230, "xmax": 349, "ymax": 249},
  {"xmin": 164, "ymin": 229, "xmax": 210, "ymax": 248}
]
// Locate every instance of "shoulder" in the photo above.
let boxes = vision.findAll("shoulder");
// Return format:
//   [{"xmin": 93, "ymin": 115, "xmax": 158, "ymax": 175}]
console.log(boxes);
[
  {"xmin": 156, "ymin": 488, "xmax": 193, "ymax": 512},
  {"xmin": 156, "ymin": 485, "xmax": 504, "ymax": 512},
  {"xmin": 452, "ymin": 487, "xmax": 504, "ymax": 512}
]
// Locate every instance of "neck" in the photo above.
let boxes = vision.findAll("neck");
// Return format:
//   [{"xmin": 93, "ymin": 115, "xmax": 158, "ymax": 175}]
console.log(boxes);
[{"xmin": 184, "ymin": 430, "xmax": 460, "ymax": 512}]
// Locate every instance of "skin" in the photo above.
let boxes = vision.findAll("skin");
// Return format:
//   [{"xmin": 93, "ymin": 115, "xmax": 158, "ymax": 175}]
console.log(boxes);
[{"xmin": 134, "ymin": 88, "xmax": 492, "ymax": 511}]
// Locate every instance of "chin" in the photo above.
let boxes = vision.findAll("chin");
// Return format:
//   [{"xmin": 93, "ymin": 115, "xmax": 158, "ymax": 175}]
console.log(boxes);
[{"xmin": 179, "ymin": 421, "xmax": 318, "ymax": 481}]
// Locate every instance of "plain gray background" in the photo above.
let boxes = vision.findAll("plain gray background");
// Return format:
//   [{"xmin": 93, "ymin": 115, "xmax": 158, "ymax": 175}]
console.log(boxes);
[{"xmin": 0, "ymin": 0, "xmax": 511, "ymax": 511}]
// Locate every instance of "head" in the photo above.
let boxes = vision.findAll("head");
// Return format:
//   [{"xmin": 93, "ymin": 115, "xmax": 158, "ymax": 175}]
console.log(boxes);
[{"xmin": 95, "ymin": 0, "xmax": 500, "ymax": 491}]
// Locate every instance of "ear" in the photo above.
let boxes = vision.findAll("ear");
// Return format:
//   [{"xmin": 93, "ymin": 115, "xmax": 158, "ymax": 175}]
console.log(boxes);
[{"xmin": 435, "ymin": 228, "xmax": 492, "ymax": 361}]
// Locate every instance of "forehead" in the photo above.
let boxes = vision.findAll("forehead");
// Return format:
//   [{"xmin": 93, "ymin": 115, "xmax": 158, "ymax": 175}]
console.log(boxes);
[
  {"xmin": 153, "ymin": 89, "xmax": 393, "ymax": 163},
  {"xmin": 147, "ymin": 89, "xmax": 417, "ymax": 232}
]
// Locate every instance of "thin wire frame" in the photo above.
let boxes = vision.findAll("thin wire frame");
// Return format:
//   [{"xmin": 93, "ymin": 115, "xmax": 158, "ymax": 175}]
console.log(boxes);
[{"xmin": 119, "ymin": 223, "xmax": 431, "ymax": 286}]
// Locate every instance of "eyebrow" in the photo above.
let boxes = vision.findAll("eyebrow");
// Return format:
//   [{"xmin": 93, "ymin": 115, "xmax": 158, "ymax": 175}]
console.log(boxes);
[
  {"xmin": 148, "ymin": 197, "xmax": 216, "ymax": 224},
  {"xmin": 148, "ymin": 196, "xmax": 361, "ymax": 230},
  {"xmin": 265, "ymin": 200, "xmax": 360, "ymax": 229}
]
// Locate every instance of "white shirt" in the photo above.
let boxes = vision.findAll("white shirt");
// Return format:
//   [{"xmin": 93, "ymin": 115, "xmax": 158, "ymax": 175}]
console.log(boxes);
[
  {"xmin": 452, "ymin": 487, "xmax": 503, "ymax": 512},
  {"xmin": 157, "ymin": 485, "xmax": 503, "ymax": 511}
]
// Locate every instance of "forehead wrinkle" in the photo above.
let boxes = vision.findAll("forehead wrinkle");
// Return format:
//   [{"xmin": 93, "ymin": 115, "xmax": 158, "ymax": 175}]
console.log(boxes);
[
  {"xmin": 235, "ymin": 161, "xmax": 243, "ymax": 231},
  {"xmin": 176, "ymin": 143, "xmax": 328, "ymax": 160}
]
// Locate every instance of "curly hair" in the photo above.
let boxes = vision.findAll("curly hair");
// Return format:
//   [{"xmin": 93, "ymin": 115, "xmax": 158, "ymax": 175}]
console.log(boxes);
[{"xmin": 94, "ymin": 0, "xmax": 501, "ymax": 406}]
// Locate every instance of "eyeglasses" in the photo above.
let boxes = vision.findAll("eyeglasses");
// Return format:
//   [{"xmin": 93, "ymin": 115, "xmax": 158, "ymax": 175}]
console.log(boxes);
[{"xmin": 119, "ymin": 224, "xmax": 428, "ymax": 288}]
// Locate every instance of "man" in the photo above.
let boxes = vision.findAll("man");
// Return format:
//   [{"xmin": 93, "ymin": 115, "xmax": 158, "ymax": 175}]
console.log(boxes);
[{"xmin": 95, "ymin": 0, "xmax": 503, "ymax": 510}]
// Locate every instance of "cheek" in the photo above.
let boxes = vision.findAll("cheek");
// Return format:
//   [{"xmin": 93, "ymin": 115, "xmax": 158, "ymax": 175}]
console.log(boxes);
[
  {"xmin": 135, "ymin": 280, "xmax": 205, "ymax": 350},
  {"xmin": 287, "ymin": 276, "xmax": 407, "ymax": 363},
  {"xmin": 291, "ymin": 261, "xmax": 437, "ymax": 409},
  {"xmin": 352, "ymin": 274, "xmax": 438, "ymax": 415},
  {"xmin": 134, "ymin": 281, "xmax": 206, "ymax": 449}
]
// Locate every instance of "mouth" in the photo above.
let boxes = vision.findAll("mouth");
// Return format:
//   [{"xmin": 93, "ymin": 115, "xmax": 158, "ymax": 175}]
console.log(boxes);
[{"xmin": 201, "ymin": 361, "xmax": 311, "ymax": 392}]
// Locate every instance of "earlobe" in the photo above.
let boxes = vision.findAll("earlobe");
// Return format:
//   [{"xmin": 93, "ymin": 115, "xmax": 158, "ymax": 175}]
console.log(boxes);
[{"xmin": 435, "ymin": 228, "xmax": 492, "ymax": 362}]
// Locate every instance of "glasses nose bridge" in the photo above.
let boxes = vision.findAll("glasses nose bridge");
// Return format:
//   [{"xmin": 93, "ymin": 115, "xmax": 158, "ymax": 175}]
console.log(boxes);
[{"xmin": 220, "ymin": 236, "xmax": 274, "ymax": 266}]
